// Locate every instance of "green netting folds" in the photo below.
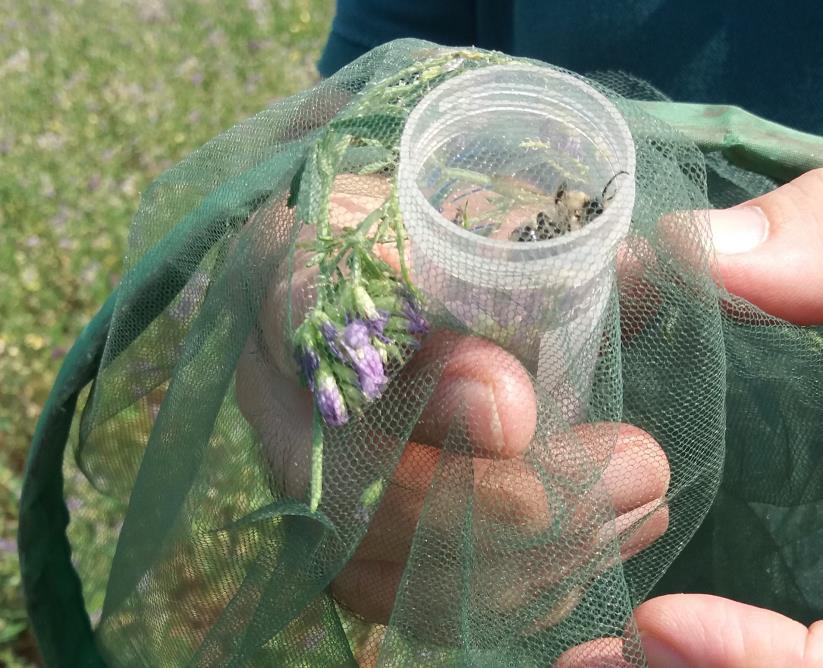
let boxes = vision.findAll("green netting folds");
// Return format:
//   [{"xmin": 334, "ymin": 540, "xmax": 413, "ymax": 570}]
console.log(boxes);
[{"xmin": 18, "ymin": 39, "xmax": 823, "ymax": 667}]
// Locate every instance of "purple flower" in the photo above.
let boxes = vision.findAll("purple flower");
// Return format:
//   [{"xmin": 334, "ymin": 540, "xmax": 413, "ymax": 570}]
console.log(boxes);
[
  {"xmin": 343, "ymin": 320, "xmax": 370, "ymax": 348},
  {"xmin": 320, "ymin": 320, "xmax": 344, "ymax": 360},
  {"xmin": 296, "ymin": 345, "xmax": 320, "ymax": 390},
  {"xmin": 402, "ymin": 299, "xmax": 429, "ymax": 336},
  {"xmin": 315, "ymin": 366, "xmax": 348, "ymax": 426},
  {"xmin": 368, "ymin": 310, "xmax": 391, "ymax": 343},
  {"xmin": 342, "ymin": 320, "xmax": 388, "ymax": 400},
  {"xmin": 356, "ymin": 345, "xmax": 388, "ymax": 399}
]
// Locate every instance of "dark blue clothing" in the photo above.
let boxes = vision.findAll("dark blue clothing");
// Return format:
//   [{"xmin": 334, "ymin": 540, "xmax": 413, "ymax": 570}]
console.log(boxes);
[{"xmin": 319, "ymin": 0, "xmax": 823, "ymax": 134}]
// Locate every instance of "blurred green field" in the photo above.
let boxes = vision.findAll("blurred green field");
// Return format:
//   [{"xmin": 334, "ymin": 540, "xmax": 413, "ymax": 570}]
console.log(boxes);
[{"xmin": 0, "ymin": 1, "xmax": 333, "ymax": 664}]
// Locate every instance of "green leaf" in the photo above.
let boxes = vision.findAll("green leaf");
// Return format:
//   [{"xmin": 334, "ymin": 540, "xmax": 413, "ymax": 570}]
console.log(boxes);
[
  {"xmin": 286, "ymin": 159, "xmax": 306, "ymax": 209},
  {"xmin": 0, "ymin": 620, "xmax": 27, "ymax": 644}
]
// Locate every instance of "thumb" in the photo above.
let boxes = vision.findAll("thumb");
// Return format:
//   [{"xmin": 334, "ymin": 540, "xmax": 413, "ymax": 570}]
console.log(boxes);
[
  {"xmin": 709, "ymin": 167, "xmax": 823, "ymax": 325},
  {"xmin": 636, "ymin": 594, "xmax": 823, "ymax": 668}
]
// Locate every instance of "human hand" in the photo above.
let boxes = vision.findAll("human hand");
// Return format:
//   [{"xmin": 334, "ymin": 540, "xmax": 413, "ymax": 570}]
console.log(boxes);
[
  {"xmin": 558, "ymin": 168, "xmax": 823, "ymax": 667},
  {"xmin": 235, "ymin": 175, "xmax": 670, "ymax": 629}
]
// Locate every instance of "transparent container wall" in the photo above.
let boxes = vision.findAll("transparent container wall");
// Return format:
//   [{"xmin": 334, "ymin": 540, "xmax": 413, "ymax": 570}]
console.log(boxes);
[{"xmin": 398, "ymin": 64, "xmax": 635, "ymax": 420}]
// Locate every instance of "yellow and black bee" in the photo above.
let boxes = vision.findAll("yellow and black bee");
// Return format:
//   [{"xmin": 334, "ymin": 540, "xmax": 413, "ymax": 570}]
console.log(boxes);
[{"xmin": 510, "ymin": 171, "xmax": 627, "ymax": 242}]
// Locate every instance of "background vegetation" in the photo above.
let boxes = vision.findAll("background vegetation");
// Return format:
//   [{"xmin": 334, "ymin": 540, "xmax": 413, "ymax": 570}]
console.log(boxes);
[{"xmin": 0, "ymin": 1, "xmax": 333, "ymax": 664}]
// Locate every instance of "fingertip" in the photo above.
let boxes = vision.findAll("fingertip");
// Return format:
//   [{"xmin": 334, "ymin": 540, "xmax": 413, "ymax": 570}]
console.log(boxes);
[
  {"xmin": 636, "ymin": 594, "xmax": 810, "ymax": 668},
  {"xmin": 616, "ymin": 502, "xmax": 669, "ymax": 561},
  {"xmin": 807, "ymin": 620, "xmax": 823, "ymax": 666},
  {"xmin": 554, "ymin": 638, "xmax": 629, "ymax": 668},
  {"xmin": 331, "ymin": 559, "xmax": 403, "ymax": 624},
  {"xmin": 713, "ymin": 169, "xmax": 823, "ymax": 325},
  {"xmin": 571, "ymin": 423, "xmax": 670, "ymax": 513},
  {"xmin": 611, "ymin": 424, "xmax": 671, "ymax": 505},
  {"xmin": 411, "ymin": 333, "xmax": 537, "ymax": 457}
]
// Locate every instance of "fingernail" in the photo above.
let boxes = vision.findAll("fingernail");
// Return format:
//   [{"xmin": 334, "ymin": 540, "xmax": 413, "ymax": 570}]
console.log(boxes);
[
  {"xmin": 641, "ymin": 635, "xmax": 691, "ymax": 668},
  {"xmin": 709, "ymin": 206, "xmax": 769, "ymax": 255},
  {"xmin": 456, "ymin": 378, "xmax": 505, "ymax": 454}
]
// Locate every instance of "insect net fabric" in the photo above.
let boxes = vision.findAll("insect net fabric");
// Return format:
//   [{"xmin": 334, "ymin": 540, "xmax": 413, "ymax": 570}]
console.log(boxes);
[{"xmin": 45, "ymin": 40, "xmax": 823, "ymax": 666}]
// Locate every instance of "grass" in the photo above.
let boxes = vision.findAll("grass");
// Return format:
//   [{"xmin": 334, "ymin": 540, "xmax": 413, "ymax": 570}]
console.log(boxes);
[{"xmin": 0, "ymin": 1, "xmax": 333, "ymax": 664}]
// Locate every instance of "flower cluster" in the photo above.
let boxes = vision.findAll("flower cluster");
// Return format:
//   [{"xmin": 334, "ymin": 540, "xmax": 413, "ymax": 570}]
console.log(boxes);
[
  {"xmin": 294, "ymin": 280, "xmax": 427, "ymax": 426},
  {"xmin": 282, "ymin": 48, "xmax": 513, "ymax": 509}
]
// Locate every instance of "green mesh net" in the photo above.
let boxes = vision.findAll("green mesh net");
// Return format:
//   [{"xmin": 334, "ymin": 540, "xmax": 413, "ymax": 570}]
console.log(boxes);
[{"xmin": 18, "ymin": 39, "xmax": 823, "ymax": 667}]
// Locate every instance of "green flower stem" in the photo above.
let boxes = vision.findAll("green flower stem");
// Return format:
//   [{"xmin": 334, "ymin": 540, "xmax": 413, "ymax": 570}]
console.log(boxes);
[
  {"xmin": 310, "ymin": 407, "xmax": 324, "ymax": 512},
  {"xmin": 387, "ymin": 191, "xmax": 415, "ymax": 292},
  {"xmin": 325, "ymin": 203, "xmax": 388, "ymax": 271}
]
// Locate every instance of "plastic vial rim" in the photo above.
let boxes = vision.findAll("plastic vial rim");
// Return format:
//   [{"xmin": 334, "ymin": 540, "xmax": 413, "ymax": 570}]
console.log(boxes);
[{"xmin": 398, "ymin": 63, "xmax": 637, "ymax": 266}]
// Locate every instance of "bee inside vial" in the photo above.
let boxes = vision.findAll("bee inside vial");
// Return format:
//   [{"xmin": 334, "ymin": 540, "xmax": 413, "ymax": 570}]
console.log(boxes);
[{"xmin": 510, "ymin": 171, "xmax": 628, "ymax": 242}]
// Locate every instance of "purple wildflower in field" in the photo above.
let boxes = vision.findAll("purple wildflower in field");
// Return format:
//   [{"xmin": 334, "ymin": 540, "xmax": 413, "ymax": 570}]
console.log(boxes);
[{"xmin": 0, "ymin": 538, "xmax": 17, "ymax": 554}]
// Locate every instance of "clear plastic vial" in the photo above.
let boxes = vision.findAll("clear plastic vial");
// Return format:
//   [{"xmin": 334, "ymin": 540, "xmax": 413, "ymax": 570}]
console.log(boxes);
[{"xmin": 397, "ymin": 63, "xmax": 636, "ymax": 419}]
